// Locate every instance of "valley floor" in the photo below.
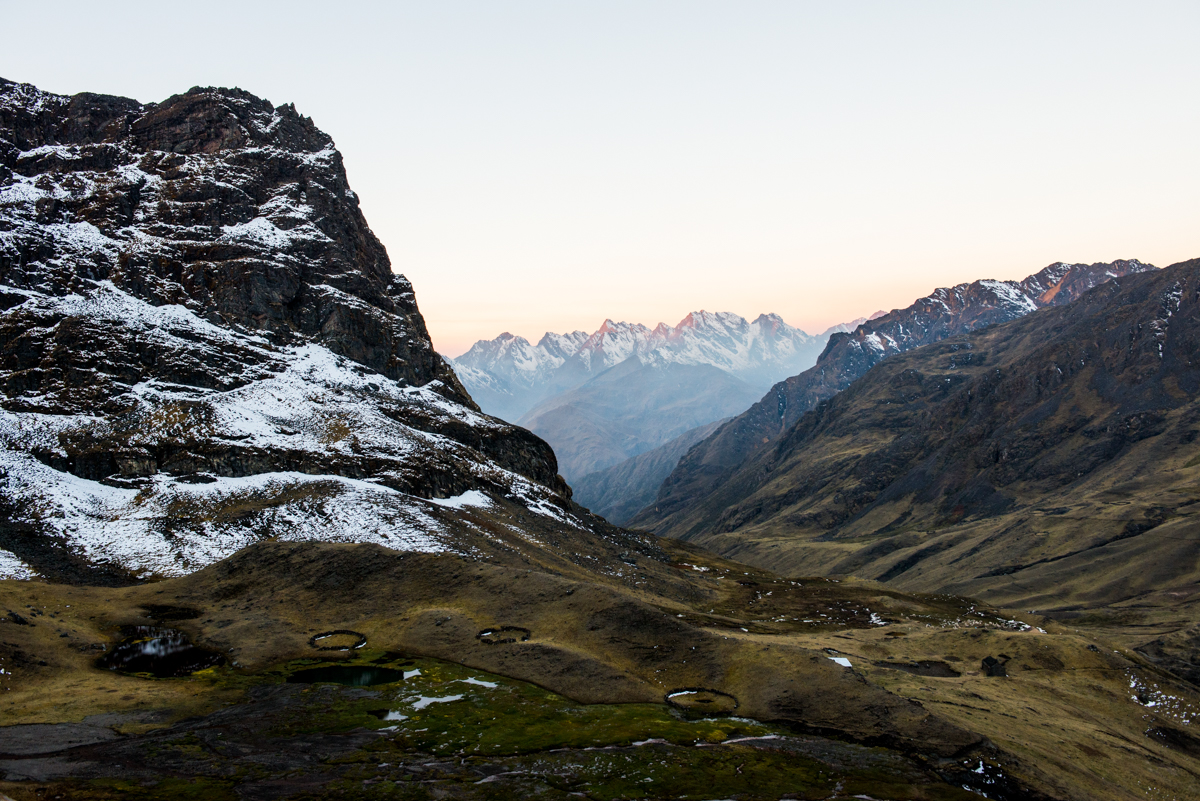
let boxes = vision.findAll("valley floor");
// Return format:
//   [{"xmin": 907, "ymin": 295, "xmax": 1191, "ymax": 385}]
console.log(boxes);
[{"xmin": 0, "ymin": 540, "xmax": 1195, "ymax": 801}]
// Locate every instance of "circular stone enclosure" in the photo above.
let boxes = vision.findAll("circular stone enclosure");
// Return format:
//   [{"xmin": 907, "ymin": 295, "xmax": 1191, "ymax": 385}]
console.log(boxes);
[
  {"xmin": 665, "ymin": 688, "xmax": 739, "ymax": 716},
  {"xmin": 308, "ymin": 630, "xmax": 367, "ymax": 651},
  {"xmin": 476, "ymin": 626, "xmax": 532, "ymax": 645}
]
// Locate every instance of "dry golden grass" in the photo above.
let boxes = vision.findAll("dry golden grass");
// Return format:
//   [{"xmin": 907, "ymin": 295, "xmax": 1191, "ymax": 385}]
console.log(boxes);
[{"xmin": 0, "ymin": 539, "xmax": 1196, "ymax": 799}]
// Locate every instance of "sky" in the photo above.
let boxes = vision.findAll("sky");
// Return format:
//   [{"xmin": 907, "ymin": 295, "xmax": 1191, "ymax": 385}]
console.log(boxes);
[{"xmin": 2, "ymin": 2, "xmax": 1198, "ymax": 356}]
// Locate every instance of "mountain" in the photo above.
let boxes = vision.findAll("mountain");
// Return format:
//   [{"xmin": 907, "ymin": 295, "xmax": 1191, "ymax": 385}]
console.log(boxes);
[
  {"xmin": 448, "ymin": 329, "xmax": 591, "ymax": 422},
  {"xmin": 517, "ymin": 358, "xmax": 760, "ymax": 481},
  {"xmin": 633, "ymin": 259, "xmax": 1158, "ymax": 536},
  {"xmin": 0, "ymin": 78, "xmax": 660, "ymax": 583},
  {"xmin": 571, "ymin": 417, "xmax": 727, "ymax": 525},
  {"xmin": 452, "ymin": 310, "xmax": 828, "ymax": 422},
  {"xmin": 0, "ymin": 80, "xmax": 1197, "ymax": 801},
  {"xmin": 633, "ymin": 259, "xmax": 1200, "ymax": 618},
  {"xmin": 563, "ymin": 314, "xmax": 892, "ymax": 526}
]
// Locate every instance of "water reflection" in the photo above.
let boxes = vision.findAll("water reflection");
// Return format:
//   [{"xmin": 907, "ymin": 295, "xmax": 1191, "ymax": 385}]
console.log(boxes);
[{"xmin": 98, "ymin": 626, "xmax": 225, "ymax": 678}]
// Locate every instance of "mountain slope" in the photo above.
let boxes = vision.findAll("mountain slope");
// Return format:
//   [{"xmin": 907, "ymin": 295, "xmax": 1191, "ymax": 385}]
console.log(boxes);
[
  {"xmin": 649, "ymin": 259, "xmax": 1200, "ymax": 620},
  {"xmin": 571, "ymin": 417, "xmax": 727, "ymax": 525},
  {"xmin": 0, "ymin": 78, "xmax": 659, "ymax": 583},
  {"xmin": 518, "ymin": 358, "xmax": 761, "ymax": 481},
  {"xmin": 633, "ymin": 259, "xmax": 1157, "ymax": 535}
]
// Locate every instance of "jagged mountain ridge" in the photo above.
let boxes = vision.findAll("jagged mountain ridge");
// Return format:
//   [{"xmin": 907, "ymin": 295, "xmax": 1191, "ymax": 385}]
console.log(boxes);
[
  {"xmin": 452, "ymin": 310, "xmax": 832, "ymax": 422},
  {"xmin": 639, "ymin": 258, "xmax": 1200, "ymax": 624},
  {"xmin": 0, "ymin": 78, "xmax": 661, "ymax": 583},
  {"xmin": 633, "ymin": 259, "xmax": 1157, "ymax": 535},
  {"xmin": 562, "ymin": 308, "xmax": 890, "ymax": 524},
  {"xmin": 817, "ymin": 310, "xmax": 888, "ymax": 337}
]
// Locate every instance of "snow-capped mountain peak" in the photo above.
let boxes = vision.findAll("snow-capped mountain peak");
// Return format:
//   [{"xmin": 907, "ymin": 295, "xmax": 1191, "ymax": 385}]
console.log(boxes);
[{"xmin": 451, "ymin": 309, "xmax": 855, "ymax": 421}]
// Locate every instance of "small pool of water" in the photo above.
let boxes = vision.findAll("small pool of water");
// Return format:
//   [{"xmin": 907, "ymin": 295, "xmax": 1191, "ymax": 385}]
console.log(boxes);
[
  {"xmin": 98, "ymin": 626, "xmax": 225, "ymax": 678},
  {"xmin": 286, "ymin": 666, "xmax": 409, "ymax": 686}
]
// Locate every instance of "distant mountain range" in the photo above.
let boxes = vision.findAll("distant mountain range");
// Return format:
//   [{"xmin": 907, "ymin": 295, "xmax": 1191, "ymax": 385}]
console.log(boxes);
[
  {"xmin": 452, "ymin": 310, "xmax": 884, "ymax": 482},
  {"xmin": 452, "ymin": 310, "xmax": 884, "ymax": 423}
]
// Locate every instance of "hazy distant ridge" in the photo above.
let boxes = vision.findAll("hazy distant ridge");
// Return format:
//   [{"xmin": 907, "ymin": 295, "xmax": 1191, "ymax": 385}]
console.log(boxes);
[{"xmin": 451, "ymin": 310, "xmax": 882, "ymax": 423}]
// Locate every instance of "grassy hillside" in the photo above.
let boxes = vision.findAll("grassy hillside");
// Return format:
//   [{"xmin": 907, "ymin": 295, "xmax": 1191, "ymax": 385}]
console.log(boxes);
[
  {"xmin": 634, "ymin": 260, "xmax": 1199, "ymax": 655},
  {"xmin": 2, "ymin": 540, "xmax": 1197, "ymax": 799}
]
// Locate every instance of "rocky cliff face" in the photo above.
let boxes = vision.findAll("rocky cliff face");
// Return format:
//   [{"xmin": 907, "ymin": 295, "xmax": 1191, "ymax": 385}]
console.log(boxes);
[
  {"xmin": 633, "ymin": 259, "xmax": 1157, "ymax": 536},
  {"xmin": 0, "ymin": 79, "xmax": 661, "ymax": 583},
  {"xmin": 0, "ymin": 79, "xmax": 462, "ymax": 394}
]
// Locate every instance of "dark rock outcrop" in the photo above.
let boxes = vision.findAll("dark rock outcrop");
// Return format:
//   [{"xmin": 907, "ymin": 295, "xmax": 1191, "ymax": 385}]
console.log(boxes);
[{"xmin": 0, "ymin": 77, "xmax": 463, "ymax": 396}]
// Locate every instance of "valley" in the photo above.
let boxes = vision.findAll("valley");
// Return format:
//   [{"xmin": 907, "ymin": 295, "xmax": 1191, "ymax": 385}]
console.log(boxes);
[
  {"xmin": 454, "ymin": 310, "xmax": 886, "ymax": 487},
  {"xmin": 632, "ymin": 261, "xmax": 1200, "ymax": 630},
  {"xmin": 3, "ymin": 541, "xmax": 1197, "ymax": 800},
  {"xmin": 0, "ymin": 74, "xmax": 1196, "ymax": 801}
]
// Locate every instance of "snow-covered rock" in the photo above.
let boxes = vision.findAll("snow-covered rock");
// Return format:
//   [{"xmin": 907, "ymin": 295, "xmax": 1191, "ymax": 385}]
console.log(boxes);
[{"xmin": 0, "ymin": 78, "xmax": 663, "ymax": 582}]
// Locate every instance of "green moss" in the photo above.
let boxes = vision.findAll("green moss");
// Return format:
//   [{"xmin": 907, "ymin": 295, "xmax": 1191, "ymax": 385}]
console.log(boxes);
[
  {"xmin": 5, "ymin": 652, "xmax": 986, "ymax": 800},
  {"xmin": 265, "ymin": 655, "xmax": 770, "ymax": 754}
]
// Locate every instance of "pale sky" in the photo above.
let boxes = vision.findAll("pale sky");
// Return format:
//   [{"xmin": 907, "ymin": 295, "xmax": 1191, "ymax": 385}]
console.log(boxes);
[{"xmin": 3, "ymin": 1, "xmax": 1197, "ymax": 355}]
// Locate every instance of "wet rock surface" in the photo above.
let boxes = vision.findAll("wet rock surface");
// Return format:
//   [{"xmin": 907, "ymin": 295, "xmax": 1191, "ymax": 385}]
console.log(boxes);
[{"xmin": 0, "ymin": 722, "xmax": 121, "ymax": 756}]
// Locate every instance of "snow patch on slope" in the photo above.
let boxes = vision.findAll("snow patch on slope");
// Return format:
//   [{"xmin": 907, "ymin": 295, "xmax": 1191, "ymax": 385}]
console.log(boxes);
[
  {"xmin": 0, "ymin": 281, "xmax": 588, "ymax": 577},
  {"xmin": 0, "ymin": 549, "xmax": 40, "ymax": 580}
]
